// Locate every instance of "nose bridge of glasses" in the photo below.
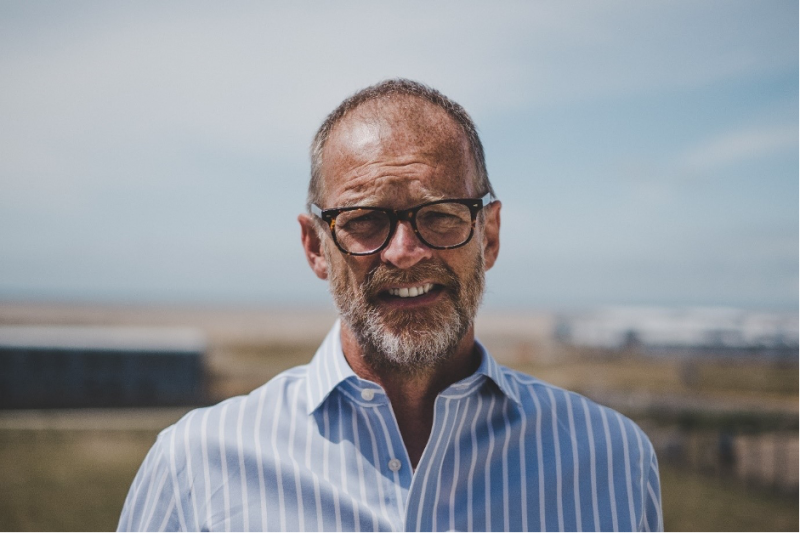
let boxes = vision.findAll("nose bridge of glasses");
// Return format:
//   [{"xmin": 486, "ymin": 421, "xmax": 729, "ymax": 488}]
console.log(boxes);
[
  {"xmin": 390, "ymin": 207, "xmax": 422, "ymax": 238},
  {"xmin": 385, "ymin": 208, "xmax": 425, "ymax": 249},
  {"xmin": 382, "ymin": 217, "xmax": 430, "ymax": 262},
  {"xmin": 388, "ymin": 209, "xmax": 424, "ymax": 240},
  {"xmin": 395, "ymin": 206, "xmax": 416, "ymax": 222}
]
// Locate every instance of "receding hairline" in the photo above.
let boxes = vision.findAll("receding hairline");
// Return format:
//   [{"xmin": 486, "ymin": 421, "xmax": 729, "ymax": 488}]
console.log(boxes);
[
  {"xmin": 308, "ymin": 79, "xmax": 493, "ymax": 209},
  {"xmin": 330, "ymin": 94, "xmax": 466, "ymax": 138}
]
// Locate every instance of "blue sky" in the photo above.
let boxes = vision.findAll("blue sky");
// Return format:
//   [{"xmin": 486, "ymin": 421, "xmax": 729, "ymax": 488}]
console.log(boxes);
[{"xmin": 0, "ymin": 0, "xmax": 797, "ymax": 311}]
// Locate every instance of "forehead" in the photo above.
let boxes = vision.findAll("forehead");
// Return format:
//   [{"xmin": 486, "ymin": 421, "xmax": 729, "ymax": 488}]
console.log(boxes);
[{"xmin": 319, "ymin": 97, "xmax": 477, "ymax": 206}]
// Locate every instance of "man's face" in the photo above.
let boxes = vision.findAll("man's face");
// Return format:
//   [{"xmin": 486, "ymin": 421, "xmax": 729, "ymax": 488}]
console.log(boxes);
[{"xmin": 310, "ymin": 100, "xmax": 498, "ymax": 372}]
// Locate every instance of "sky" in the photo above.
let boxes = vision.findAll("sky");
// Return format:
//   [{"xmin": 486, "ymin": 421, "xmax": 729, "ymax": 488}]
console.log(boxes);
[{"xmin": 0, "ymin": 0, "xmax": 797, "ymax": 312}]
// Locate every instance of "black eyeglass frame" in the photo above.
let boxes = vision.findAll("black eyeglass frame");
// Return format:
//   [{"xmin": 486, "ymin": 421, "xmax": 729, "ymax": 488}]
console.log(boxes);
[{"xmin": 311, "ymin": 192, "xmax": 496, "ymax": 256}]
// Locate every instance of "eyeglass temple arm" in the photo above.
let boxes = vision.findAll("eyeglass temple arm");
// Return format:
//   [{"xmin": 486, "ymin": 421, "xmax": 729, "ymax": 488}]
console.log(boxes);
[{"xmin": 310, "ymin": 204, "xmax": 337, "ymax": 230}]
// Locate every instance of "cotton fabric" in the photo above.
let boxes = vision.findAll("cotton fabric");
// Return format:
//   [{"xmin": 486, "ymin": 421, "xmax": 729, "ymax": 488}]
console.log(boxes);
[{"xmin": 119, "ymin": 320, "xmax": 663, "ymax": 532}]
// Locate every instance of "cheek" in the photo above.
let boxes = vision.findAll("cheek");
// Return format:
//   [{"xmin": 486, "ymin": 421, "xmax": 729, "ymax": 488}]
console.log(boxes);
[
  {"xmin": 327, "ymin": 247, "xmax": 376, "ymax": 286},
  {"xmin": 323, "ymin": 242, "xmax": 349, "ymax": 284},
  {"xmin": 443, "ymin": 241, "xmax": 483, "ymax": 276}
]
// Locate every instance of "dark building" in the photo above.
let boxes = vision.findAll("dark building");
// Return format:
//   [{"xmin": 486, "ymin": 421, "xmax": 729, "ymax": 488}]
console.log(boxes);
[{"xmin": 0, "ymin": 326, "xmax": 207, "ymax": 408}]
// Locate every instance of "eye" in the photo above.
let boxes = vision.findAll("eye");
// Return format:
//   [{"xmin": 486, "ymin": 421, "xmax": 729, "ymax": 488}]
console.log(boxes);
[
  {"xmin": 418, "ymin": 206, "xmax": 470, "ymax": 230},
  {"xmin": 337, "ymin": 210, "xmax": 389, "ymax": 235}
]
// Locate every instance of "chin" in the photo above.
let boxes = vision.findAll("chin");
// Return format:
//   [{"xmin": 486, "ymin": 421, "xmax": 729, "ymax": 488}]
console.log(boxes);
[{"xmin": 357, "ymin": 304, "xmax": 470, "ymax": 371}]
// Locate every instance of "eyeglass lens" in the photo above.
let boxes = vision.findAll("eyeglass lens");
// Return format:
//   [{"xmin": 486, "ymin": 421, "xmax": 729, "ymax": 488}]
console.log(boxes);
[{"xmin": 334, "ymin": 202, "xmax": 474, "ymax": 254}]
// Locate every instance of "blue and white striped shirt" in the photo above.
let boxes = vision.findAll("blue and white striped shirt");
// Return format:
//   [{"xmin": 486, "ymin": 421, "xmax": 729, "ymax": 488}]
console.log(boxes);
[{"xmin": 119, "ymin": 321, "xmax": 663, "ymax": 531}]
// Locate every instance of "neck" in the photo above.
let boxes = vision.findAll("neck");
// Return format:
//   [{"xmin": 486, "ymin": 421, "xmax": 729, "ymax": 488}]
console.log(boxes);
[{"xmin": 339, "ymin": 322, "xmax": 480, "ymax": 468}]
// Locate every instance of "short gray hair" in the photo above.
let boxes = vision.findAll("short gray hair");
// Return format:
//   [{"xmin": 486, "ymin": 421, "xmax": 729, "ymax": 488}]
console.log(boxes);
[{"xmin": 308, "ymin": 79, "xmax": 494, "ymax": 209}]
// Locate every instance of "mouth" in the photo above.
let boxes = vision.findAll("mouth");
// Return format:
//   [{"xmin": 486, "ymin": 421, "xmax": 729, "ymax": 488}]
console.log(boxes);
[
  {"xmin": 386, "ymin": 283, "xmax": 434, "ymax": 298},
  {"xmin": 377, "ymin": 282, "xmax": 445, "ymax": 307}
]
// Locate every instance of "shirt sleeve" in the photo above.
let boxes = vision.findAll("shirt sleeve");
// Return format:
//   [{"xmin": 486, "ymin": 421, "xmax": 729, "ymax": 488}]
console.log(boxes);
[
  {"xmin": 118, "ymin": 431, "xmax": 184, "ymax": 532},
  {"xmin": 641, "ymin": 449, "xmax": 664, "ymax": 532}
]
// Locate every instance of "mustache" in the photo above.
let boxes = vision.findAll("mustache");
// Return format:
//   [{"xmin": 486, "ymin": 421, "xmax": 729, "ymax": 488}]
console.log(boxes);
[{"xmin": 361, "ymin": 261, "xmax": 461, "ymax": 299}]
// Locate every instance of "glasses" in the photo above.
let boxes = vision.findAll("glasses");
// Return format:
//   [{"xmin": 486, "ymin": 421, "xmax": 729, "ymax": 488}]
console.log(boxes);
[{"xmin": 311, "ymin": 192, "xmax": 496, "ymax": 256}]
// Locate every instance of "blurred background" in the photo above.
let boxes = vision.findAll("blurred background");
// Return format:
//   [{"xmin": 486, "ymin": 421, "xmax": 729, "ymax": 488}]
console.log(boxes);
[{"xmin": 0, "ymin": 1, "xmax": 797, "ymax": 531}]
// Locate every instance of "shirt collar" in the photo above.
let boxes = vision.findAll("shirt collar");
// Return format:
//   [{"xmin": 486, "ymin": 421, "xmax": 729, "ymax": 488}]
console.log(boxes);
[
  {"xmin": 305, "ymin": 319, "xmax": 356, "ymax": 415},
  {"xmin": 305, "ymin": 320, "xmax": 521, "ymax": 415},
  {"xmin": 471, "ymin": 337, "xmax": 522, "ymax": 405}
]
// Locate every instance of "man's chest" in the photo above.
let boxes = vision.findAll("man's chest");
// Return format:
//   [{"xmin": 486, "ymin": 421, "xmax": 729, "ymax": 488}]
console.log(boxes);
[{"xmin": 185, "ymin": 403, "xmax": 634, "ymax": 532}]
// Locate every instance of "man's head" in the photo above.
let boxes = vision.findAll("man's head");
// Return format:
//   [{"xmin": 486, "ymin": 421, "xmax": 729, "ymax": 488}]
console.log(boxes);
[
  {"xmin": 307, "ymin": 79, "xmax": 495, "ymax": 211},
  {"xmin": 299, "ymin": 79, "xmax": 501, "ymax": 374}
]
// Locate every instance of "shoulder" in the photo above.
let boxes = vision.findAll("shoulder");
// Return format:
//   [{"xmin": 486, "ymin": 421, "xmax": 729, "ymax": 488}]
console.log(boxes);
[
  {"xmin": 498, "ymin": 366, "xmax": 663, "ymax": 531},
  {"xmin": 502, "ymin": 364, "xmax": 632, "ymax": 421},
  {"xmin": 502, "ymin": 365, "xmax": 655, "ymax": 454},
  {"xmin": 159, "ymin": 364, "xmax": 311, "ymax": 454},
  {"xmin": 120, "ymin": 365, "xmax": 314, "ymax": 531}
]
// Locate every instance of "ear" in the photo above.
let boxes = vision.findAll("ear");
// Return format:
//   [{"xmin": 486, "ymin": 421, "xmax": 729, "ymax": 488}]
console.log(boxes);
[
  {"xmin": 482, "ymin": 201, "xmax": 501, "ymax": 271},
  {"xmin": 299, "ymin": 214, "xmax": 329, "ymax": 280}
]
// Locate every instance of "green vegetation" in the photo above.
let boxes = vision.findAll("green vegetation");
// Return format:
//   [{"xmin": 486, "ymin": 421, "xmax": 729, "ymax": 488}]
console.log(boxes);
[
  {"xmin": 683, "ymin": 358, "xmax": 798, "ymax": 396},
  {"xmin": 0, "ymin": 429, "xmax": 156, "ymax": 532},
  {"xmin": 207, "ymin": 341, "xmax": 319, "ymax": 401},
  {"xmin": 510, "ymin": 353, "xmax": 797, "ymax": 399},
  {"xmin": 661, "ymin": 464, "xmax": 798, "ymax": 532}
]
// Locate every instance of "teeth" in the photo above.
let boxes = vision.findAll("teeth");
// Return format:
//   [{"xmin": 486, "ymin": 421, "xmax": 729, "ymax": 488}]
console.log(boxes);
[{"xmin": 389, "ymin": 283, "xmax": 433, "ymax": 298}]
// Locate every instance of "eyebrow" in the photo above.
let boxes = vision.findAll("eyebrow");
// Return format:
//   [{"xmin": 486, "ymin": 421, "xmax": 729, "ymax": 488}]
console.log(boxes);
[{"xmin": 331, "ymin": 193, "xmax": 448, "ymax": 210}]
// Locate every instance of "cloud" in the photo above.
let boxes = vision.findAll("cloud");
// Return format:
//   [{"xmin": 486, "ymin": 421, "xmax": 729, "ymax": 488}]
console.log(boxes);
[
  {"xmin": 2, "ymin": 0, "xmax": 791, "ymax": 194},
  {"xmin": 679, "ymin": 124, "xmax": 798, "ymax": 173}
]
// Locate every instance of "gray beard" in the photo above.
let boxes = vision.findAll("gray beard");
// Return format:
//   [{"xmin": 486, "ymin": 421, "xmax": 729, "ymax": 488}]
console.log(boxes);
[{"xmin": 327, "ymin": 251, "xmax": 485, "ymax": 375}]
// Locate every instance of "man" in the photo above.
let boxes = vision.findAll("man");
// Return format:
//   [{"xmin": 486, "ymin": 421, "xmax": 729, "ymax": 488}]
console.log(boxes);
[{"xmin": 119, "ymin": 79, "xmax": 663, "ymax": 532}]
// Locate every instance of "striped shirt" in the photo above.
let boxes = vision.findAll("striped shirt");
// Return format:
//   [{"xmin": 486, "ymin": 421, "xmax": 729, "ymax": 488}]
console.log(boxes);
[{"xmin": 119, "ymin": 320, "xmax": 663, "ymax": 532}]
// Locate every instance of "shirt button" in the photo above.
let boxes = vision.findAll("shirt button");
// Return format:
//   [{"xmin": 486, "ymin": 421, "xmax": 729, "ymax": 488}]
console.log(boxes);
[
  {"xmin": 388, "ymin": 458, "xmax": 402, "ymax": 472},
  {"xmin": 360, "ymin": 389, "xmax": 375, "ymax": 401}
]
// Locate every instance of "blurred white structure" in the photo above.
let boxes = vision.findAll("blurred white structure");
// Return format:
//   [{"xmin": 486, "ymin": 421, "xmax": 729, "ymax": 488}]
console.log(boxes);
[{"xmin": 555, "ymin": 307, "xmax": 799, "ymax": 353}]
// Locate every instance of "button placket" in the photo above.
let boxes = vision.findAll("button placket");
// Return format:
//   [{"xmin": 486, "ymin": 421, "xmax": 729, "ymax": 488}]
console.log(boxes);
[{"xmin": 355, "ymin": 393, "xmax": 411, "ymax": 529}]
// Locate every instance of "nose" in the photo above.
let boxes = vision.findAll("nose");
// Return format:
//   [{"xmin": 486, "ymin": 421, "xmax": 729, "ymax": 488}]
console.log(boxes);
[{"xmin": 379, "ymin": 220, "xmax": 433, "ymax": 269}]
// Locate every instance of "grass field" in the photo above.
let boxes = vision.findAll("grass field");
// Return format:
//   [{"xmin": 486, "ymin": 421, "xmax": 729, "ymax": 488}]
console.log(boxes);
[{"xmin": 0, "ymin": 428, "xmax": 155, "ymax": 531}]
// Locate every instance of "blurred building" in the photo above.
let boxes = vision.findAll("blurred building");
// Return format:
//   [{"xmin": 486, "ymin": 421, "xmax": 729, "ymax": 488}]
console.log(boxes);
[
  {"xmin": 0, "ymin": 326, "xmax": 207, "ymax": 408},
  {"xmin": 554, "ymin": 307, "xmax": 799, "ymax": 357}
]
